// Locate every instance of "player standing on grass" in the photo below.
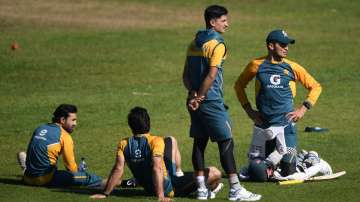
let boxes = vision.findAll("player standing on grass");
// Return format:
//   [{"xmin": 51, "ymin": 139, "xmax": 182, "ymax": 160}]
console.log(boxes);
[
  {"xmin": 17, "ymin": 104, "xmax": 103, "ymax": 187},
  {"xmin": 234, "ymin": 29, "xmax": 322, "ymax": 176},
  {"xmin": 90, "ymin": 107, "xmax": 224, "ymax": 201},
  {"xmin": 183, "ymin": 5, "xmax": 261, "ymax": 201}
]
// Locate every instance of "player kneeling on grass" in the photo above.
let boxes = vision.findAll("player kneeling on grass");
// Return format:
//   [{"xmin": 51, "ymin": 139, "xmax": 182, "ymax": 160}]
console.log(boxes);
[
  {"xmin": 90, "ymin": 107, "xmax": 223, "ymax": 201},
  {"xmin": 17, "ymin": 104, "xmax": 103, "ymax": 188},
  {"xmin": 240, "ymin": 150, "xmax": 332, "ymax": 182}
]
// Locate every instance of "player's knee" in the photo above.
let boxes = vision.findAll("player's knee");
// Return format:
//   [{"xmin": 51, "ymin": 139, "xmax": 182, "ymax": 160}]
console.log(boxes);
[
  {"xmin": 218, "ymin": 139, "xmax": 237, "ymax": 174},
  {"xmin": 168, "ymin": 136, "xmax": 176, "ymax": 144},
  {"xmin": 167, "ymin": 136, "xmax": 179, "ymax": 149},
  {"xmin": 208, "ymin": 166, "xmax": 222, "ymax": 180}
]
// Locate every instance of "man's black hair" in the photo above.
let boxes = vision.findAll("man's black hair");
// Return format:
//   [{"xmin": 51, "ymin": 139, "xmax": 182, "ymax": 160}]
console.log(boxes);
[
  {"xmin": 204, "ymin": 5, "xmax": 228, "ymax": 28},
  {"xmin": 128, "ymin": 106, "xmax": 150, "ymax": 135},
  {"xmin": 52, "ymin": 104, "xmax": 77, "ymax": 123}
]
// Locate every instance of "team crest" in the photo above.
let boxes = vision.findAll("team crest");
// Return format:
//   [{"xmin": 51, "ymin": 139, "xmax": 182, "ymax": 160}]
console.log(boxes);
[{"xmin": 283, "ymin": 69, "xmax": 289, "ymax": 75}]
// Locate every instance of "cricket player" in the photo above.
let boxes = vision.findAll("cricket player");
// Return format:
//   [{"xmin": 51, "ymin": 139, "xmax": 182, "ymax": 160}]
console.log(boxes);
[
  {"xmin": 17, "ymin": 104, "xmax": 102, "ymax": 187},
  {"xmin": 90, "ymin": 107, "xmax": 223, "ymax": 202},
  {"xmin": 241, "ymin": 150, "xmax": 333, "ymax": 182},
  {"xmin": 234, "ymin": 29, "xmax": 322, "ymax": 176},
  {"xmin": 183, "ymin": 4, "xmax": 261, "ymax": 201}
]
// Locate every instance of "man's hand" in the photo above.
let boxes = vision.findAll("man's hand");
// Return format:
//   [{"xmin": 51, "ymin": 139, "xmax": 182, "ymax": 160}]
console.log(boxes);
[
  {"xmin": 90, "ymin": 194, "xmax": 107, "ymax": 199},
  {"xmin": 243, "ymin": 103, "xmax": 263, "ymax": 125},
  {"xmin": 286, "ymin": 105, "xmax": 308, "ymax": 122},
  {"xmin": 188, "ymin": 98, "xmax": 200, "ymax": 111},
  {"xmin": 187, "ymin": 91, "xmax": 205, "ymax": 111},
  {"xmin": 188, "ymin": 96, "xmax": 205, "ymax": 111},
  {"xmin": 248, "ymin": 110, "xmax": 263, "ymax": 126}
]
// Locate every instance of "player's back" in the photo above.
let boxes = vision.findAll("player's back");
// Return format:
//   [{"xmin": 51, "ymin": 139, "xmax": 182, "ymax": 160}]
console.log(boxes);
[
  {"xmin": 123, "ymin": 136, "xmax": 152, "ymax": 178},
  {"xmin": 122, "ymin": 134, "xmax": 172, "ymax": 194},
  {"xmin": 25, "ymin": 123, "xmax": 62, "ymax": 177}
]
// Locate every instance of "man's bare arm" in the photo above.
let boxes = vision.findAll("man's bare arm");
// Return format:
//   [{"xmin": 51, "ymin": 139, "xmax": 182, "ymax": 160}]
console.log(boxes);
[{"xmin": 90, "ymin": 155, "xmax": 125, "ymax": 199}]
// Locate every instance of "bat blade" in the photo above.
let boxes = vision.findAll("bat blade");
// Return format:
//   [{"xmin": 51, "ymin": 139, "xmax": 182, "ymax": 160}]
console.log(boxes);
[
  {"xmin": 278, "ymin": 171, "xmax": 346, "ymax": 185},
  {"xmin": 309, "ymin": 171, "xmax": 346, "ymax": 181}
]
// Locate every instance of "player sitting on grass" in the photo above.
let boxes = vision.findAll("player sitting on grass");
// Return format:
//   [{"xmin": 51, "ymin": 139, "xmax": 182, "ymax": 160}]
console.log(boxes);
[
  {"xmin": 17, "ymin": 104, "xmax": 103, "ymax": 187},
  {"xmin": 90, "ymin": 107, "xmax": 223, "ymax": 201}
]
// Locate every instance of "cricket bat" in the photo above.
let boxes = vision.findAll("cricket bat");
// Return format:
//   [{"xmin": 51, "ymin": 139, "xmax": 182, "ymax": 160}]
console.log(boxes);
[{"xmin": 278, "ymin": 171, "xmax": 346, "ymax": 185}]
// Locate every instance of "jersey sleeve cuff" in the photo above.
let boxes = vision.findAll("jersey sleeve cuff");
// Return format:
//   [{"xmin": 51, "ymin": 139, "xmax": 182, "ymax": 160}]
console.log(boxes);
[{"xmin": 303, "ymin": 101, "xmax": 312, "ymax": 110}]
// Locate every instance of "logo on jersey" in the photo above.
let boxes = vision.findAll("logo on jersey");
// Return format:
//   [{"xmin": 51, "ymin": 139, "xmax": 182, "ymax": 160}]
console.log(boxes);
[
  {"xmin": 134, "ymin": 149, "xmax": 142, "ymax": 158},
  {"xmin": 35, "ymin": 129, "xmax": 48, "ymax": 141},
  {"xmin": 39, "ymin": 129, "xmax": 48, "ymax": 136},
  {"xmin": 267, "ymin": 74, "xmax": 283, "ymax": 88},
  {"xmin": 270, "ymin": 74, "xmax": 281, "ymax": 85},
  {"xmin": 131, "ymin": 148, "xmax": 145, "ymax": 163}
]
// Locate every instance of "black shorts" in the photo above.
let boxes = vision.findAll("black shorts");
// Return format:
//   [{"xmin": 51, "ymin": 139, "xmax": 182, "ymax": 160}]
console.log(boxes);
[{"xmin": 172, "ymin": 172, "xmax": 197, "ymax": 197}]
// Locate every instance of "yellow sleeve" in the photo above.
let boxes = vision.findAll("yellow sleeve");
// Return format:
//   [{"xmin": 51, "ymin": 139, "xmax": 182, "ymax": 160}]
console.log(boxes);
[
  {"xmin": 60, "ymin": 131, "xmax": 78, "ymax": 172},
  {"xmin": 150, "ymin": 136, "xmax": 165, "ymax": 157},
  {"xmin": 117, "ymin": 139, "xmax": 128, "ymax": 157},
  {"xmin": 209, "ymin": 43, "xmax": 225, "ymax": 67},
  {"xmin": 289, "ymin": 61, "xmax": 322, "ymax": 106},
  {"xmin": 234, "ymin": 59, "xmax": 261, "ymax": 106}
]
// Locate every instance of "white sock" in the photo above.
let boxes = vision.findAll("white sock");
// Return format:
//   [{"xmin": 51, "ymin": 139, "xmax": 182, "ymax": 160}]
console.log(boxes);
[
  {"xmin": 229, "ymin": 174, "xmax": 242, "ymax": 190},
  {"xmin": 176, "ymin": 169, "xmax": 184, "ymax": 177},
  {"xmin": 196, "ymin": 176, "xmax": 206, "ymax": 189}
]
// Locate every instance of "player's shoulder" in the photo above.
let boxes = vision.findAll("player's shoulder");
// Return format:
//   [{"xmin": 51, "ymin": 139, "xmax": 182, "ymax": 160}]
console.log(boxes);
[
  {"xmin": 147, "ymin": 134, "xmax": 164, "ymax": 143},
  {"xmin": 203, "ymin": 39, "xmax": 225, "ymax": 51},
  {"xmin": 145, "ymin": 134, "xmax": 164, "ymax": 148},
  {"xmin": 35, "ymin": 123, "xmax": 60, "ymax": 132},
  {"xmin": 249, "ymin": 56, "xmax": 266, "ymax": 66},
  {"xmin": 245, "ymin": 56, "xmax": 266, "ymax": 72},
  {"xmin": 118, "ymin": 137, "xmax": 130, "ymax": 148},
  {"xmin": 120, "ymin": 136, "xmax": 130, "ymax": 143},
  {"xmin": 283, "ymin": 58, "xmax": 303, "ymax": 69}
]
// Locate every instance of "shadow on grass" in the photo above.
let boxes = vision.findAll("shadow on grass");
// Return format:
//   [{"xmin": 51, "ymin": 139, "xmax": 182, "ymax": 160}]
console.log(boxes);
[
  {"xmin": 53, "ymin": 187, "xmax": 197, "ymax": 199},
  {"xmin": 52, "ymin": 187, "xmax": 151, "ymax": 198},
  {"xmin": 0, "ymin": 177, "xmax": 151, "ymax": 198},
  {"xmin": 0, "ymin": 176, "xmax": 196, "ymax": 199},
  {"xmin": 0, "ymin": 177, "xmax": 23, "ymax": 186}
]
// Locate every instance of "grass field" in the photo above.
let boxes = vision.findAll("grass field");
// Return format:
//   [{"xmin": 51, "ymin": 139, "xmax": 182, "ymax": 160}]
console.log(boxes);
[{"xmin": 1, "ymin": 0, "xmax": 359, "ymax": 201}]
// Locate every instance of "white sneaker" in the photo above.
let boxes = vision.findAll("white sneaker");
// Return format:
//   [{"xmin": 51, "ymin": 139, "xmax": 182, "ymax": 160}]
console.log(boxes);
[
  {"xmin": 319, "ymin": 159, "xmax": 333, "ymax": 175},
  {"xmin": 228, "ymin": 187, "xmax": 261, "ymax": 201},
  {"xmin": 197, "ymin": 188, "xmax": 215, "ymax": 200},
  {"xmin": 17, "ymin": 151, "xmax": 26, "ymax": 172}
]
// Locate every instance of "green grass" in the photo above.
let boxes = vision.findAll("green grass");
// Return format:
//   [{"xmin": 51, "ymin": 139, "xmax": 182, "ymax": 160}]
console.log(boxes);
[{"xmin": 1, "ymin": 0, "xmax": 359, "ymax": 201}]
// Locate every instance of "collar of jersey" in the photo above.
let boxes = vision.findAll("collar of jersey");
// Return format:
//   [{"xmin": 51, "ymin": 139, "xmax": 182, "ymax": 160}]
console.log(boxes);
[{"xmin": 133, "ymin": 133, "xmax": 150, "ymax": 137}]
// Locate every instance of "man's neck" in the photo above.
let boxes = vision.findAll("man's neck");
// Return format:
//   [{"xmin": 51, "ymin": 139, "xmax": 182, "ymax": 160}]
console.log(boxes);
[
  {"xmin": 266, "ymin": 54, "xmax": 283, "ymax": 64},
  {"xmin": 133, "ymin": 133, "xmax": 149, "ymax": 137}
]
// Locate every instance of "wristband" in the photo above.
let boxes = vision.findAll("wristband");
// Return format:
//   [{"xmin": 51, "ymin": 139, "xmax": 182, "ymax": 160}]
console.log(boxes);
[{"xmin": 302, "ymin": 101, "xmax": 311, "ymax": 110}]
